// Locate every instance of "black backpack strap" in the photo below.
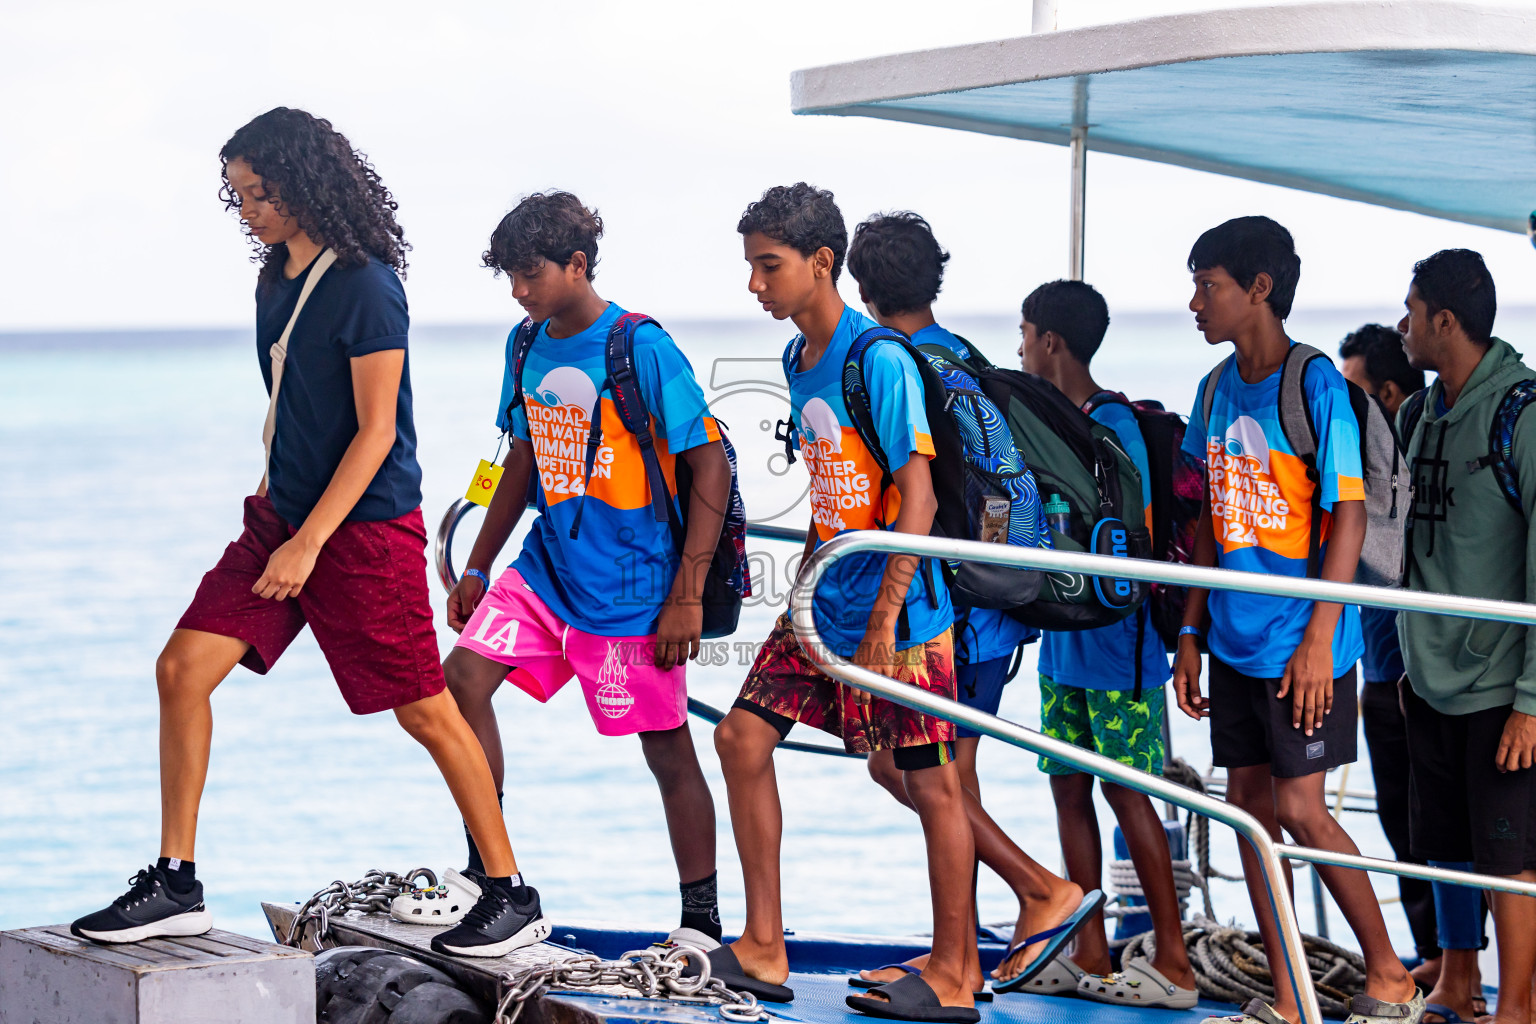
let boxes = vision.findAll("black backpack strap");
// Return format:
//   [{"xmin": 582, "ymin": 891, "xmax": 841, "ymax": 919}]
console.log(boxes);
[
  {"xmin": 503, "ymin": 317, "xmax": 542, "ymax": 428},
  {"xmin": 566, "ymin": 313, "xmax": 676, "ymax": 540},
  {"xmin": 1279, "ymin": 344, "xmax": 1328, "ymax": 578},
  {"xmin": 1399, "ymin": 387, "xmax": 1430, "ymax": 456},
  {"xmin": 775, "ymin": 336, "xmax": 805, "ymax": 466}
]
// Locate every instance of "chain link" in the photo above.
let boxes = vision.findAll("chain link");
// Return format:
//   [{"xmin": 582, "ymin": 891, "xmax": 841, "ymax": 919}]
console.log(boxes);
[
  {"xmin": 283, "ymin": 868, "xmax": 437, "ymax": 949},
  {"xmin": 494, "ymin": 944, "xmax": 768, "ymax": 1024}
]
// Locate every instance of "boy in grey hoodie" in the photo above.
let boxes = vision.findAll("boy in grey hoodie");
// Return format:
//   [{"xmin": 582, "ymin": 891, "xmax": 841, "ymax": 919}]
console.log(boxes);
[{"xmin": 1398, "ymin": 248, "xmax": 1536, "ymax": 1024}]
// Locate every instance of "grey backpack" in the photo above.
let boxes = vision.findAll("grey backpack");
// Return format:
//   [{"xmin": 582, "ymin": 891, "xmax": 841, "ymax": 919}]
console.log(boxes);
[{"xmin": 1201, "ymin": 344, "xmax": 1406, "ymax": 587}]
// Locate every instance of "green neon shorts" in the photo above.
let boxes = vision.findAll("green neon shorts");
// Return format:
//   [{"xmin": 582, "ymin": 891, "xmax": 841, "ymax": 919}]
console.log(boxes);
[{"xmin": 1037, "ymin": 673, "xmax": 1166, "ymax": 777}]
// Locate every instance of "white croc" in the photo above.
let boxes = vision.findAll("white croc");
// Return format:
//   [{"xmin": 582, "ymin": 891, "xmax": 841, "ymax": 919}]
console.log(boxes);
[
  {"xmin": 1008, "ymin": 953, "xmax": 1085, "ymax": 996},
  {"xmin": 1079, "ymin": 955, "xmax": 1199, "ymax": 1009},
  {"xmin": 389, "ymin": 868, "xmax": 482, "ymax": 927},
  {"xmin": 650, "ymin": 925, "xmax": 722, "ymax": 954}
]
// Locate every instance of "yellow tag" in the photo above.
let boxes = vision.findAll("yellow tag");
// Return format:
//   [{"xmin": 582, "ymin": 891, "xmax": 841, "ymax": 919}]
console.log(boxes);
[{"xmin": 466, "ymin": 459, "xmax": 503, "ymax": 507}]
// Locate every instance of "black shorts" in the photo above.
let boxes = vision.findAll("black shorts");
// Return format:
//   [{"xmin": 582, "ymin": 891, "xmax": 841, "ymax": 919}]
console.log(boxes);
[
  {"xmin": 1208, "ymin": 655, "xmax": 1358, "ymax": 778},
  {"xmin": 1403, "ymin": 681, "xmax": 1536, "ymax": 877}
]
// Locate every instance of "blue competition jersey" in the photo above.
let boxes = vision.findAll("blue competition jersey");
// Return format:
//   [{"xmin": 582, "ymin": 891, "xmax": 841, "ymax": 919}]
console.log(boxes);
[
  {"xmin": 1182, "ymin": 349, "xmax": 1365, "ymax": 677},
  {"xmin": 499, "ymin": 303, "xmax": 719, "ymax": 636},
  {"xmin": 255, "ymin": 254, "xmax": 422, "ymax": 526},
  {"xmin": 1040, "ymin": 400, "xmax": 1172, "ymax": 689},
  {"xmin": 789, "ymin": 306, "xmax": 953, "ymax": 658}
]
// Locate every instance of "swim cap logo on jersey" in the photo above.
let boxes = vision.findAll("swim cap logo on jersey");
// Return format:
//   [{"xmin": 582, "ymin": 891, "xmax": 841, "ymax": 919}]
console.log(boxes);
[
  {"xmin": 595, "ymin": 642, "xmax": 635, "ymax": 719},
  {"xmin": 534, "ymin": 366, "xmax": 598, "ymax": 415},
  {"xmin": 799, "ymin": 397, "xmax": 844, "ymax": 457},
  {"xmin": 1222, "ymin": 415, "xmax": 1270, "ymax": 475}
]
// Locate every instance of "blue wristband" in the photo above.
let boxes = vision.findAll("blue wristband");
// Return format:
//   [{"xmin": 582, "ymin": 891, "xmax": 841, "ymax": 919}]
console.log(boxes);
[
  {"xmin": 1179, "ymin": 625, "xmax": 1203, "ymax": 640},
  {"xmin": 463, "ymin": 568, "xmax": 490, "ymax": 592}
]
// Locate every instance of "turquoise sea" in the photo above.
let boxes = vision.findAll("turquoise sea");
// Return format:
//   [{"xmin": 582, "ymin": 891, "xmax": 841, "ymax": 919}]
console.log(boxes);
[{"xmin": 7, "ymin": 308, "xmax": 1524, "ymax": 950}]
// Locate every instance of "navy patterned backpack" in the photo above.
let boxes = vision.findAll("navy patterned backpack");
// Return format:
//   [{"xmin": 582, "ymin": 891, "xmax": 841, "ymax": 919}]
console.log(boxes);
[{"xmin": 780, "ymin": 326, "xmax": 1049, "ymax": 621}]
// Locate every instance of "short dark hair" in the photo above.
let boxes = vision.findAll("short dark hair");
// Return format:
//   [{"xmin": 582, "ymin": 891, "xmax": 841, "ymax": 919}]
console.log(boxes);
[
  {"xmin": 737, "ymin": 183, "xmax": 847, "ymax": 283},
  {"xmin": 1339, "ymin": 323, "xmax": 1425, "ymax": 395},
  {"xmin": 1412, "ymin": 248, "xmax": 1496, "ymax": 344},
  {"xmin": 483, "ymin": 191, "xmax": 602, "ymax": 280},
  {"xmin": 847, "ymin": 212, "xmax": 950, "ymax": 315},
  {"xmin": 1187, "ymin": 216, "xmax": 1301, "ymax": 320},
  {"xmin": 1021, "ymin": 280, "xmax": 1111, "ymax": 364}
]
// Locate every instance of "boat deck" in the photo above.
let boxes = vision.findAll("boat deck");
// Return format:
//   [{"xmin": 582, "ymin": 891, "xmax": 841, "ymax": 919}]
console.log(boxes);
[{"xmin": 262, "ymin": 904, "xmax": 1251, "ymax": 1024}]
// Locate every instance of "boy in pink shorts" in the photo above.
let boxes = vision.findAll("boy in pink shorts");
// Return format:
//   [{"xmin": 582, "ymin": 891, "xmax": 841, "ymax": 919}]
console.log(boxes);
[{"xmin": 443, "ymin": 192, "xmax": 733, "ymax": 948}]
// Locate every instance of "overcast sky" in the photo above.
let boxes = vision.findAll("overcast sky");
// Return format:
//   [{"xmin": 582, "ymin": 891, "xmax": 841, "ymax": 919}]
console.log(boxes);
[{"xmin": 5, "ymin": 0, "xmax": 1536, "ymax": 331}]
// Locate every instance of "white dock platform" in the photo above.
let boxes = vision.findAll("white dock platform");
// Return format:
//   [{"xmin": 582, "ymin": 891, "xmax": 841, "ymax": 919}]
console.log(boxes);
[{"xmin": 0, "ymin": 925, "xmax": 314, "ymax": 1024}]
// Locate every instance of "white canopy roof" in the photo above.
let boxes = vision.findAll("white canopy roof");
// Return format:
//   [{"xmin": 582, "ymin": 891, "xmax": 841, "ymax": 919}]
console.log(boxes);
[{"xmin": 791, "ymin": 2, "xmax": 1536, "ymax": 232}]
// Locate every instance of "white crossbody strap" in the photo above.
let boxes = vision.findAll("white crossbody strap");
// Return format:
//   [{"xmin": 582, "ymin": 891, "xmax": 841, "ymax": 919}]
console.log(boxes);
[{"xmin": 261, "ymin": 248, "xmax": 338, "ymax": 485}]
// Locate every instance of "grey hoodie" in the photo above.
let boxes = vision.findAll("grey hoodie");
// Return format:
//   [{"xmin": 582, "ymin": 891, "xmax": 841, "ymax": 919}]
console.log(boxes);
[{"xmin": 1399, "ymin": 338, "xmax": 1536, "ymax": 716}]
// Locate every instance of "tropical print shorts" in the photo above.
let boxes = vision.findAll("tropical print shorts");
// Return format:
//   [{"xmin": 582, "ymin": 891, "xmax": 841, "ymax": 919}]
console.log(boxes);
[
  {"xmin": 1037, "ymin": 673, "xmax": 1165, "ymax": 776},
  {"xmin": 735, "ymin": 612, "xmax": 956, "ymax": 756}
]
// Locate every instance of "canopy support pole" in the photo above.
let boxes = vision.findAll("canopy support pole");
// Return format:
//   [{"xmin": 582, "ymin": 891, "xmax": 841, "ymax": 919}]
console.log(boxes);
[{"xmin": 1068, "ymin": 75, "xmax": 1088, "ymax": 280}]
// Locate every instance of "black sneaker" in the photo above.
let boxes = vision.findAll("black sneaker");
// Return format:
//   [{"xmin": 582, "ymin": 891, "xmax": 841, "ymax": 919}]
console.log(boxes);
[
  {"xmin": 430, "ymin": 884, "xmax": 550, "ymax": 957},
  {"xmin": 71, "ymin": 865, "xmax": 212, "ymax": 944}
]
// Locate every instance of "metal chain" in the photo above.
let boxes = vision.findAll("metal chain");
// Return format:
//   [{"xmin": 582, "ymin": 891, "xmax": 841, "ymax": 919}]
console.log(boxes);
[
  {"xmin": 494, "ymin": 944, "xmax": 768, "ymax": 1024},
  {"xmin": 283, "ymin": 868, "xmax": 437, "ymax": 949}
]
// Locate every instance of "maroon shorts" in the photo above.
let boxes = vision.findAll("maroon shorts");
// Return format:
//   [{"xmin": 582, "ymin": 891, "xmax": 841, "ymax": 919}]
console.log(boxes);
[
  {"xmin": 176, "ymin": 495, "xmax": 446, "ymax": 715},
  {"xmin": 735, "ymin": 612, "xmax": 956, "ymax": 758}
]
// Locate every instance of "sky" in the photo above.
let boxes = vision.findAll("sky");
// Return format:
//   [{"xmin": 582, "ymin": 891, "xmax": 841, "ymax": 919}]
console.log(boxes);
[{"xmin": 5, "ymin": 0, "xmax": 1536, "ymax": 331}]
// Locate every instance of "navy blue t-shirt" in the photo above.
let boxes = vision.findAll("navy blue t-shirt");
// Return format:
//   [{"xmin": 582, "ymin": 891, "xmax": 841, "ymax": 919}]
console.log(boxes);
[
  {"xmin": 1359, "ymin": 606, "xmax": 1405, "ymax": 683},
  {"xmin": 255, "ymin": 254, "xmax": 422, "ymax": 526}
]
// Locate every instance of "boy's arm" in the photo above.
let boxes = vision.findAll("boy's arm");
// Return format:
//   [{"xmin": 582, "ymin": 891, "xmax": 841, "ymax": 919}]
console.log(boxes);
[
  {"xmin": 253, "ymin": 349, "xmax": 405, "ymax": 601},
  {"xmin": 446, "ymin": 437, "xmax": 535, "ymax": 632},
  {"xmin": 654, "ymin": 439, "xmax": 730, "ymax": 669},
  {"xmin": 850, "ymin": 454, "xmax": 938, "ymax": 700},
  {"xmin": 1280, "ymin": 498, "xmax": 1365, "ymax": 734},
  {"xmin": 1173, "ymin": 491, "xmax": 1216, "ymax": 720}
]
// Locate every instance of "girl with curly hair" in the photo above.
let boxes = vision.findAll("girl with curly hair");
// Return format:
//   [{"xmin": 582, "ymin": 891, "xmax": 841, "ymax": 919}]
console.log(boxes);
[{"xmin": 72, "ymin": 108, "xmax": 548, "ymax": 956}]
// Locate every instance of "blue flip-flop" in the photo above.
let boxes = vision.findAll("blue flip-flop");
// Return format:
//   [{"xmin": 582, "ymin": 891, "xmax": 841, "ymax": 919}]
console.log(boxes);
[{"xmin": 992, "ymin": 889, "xmax": 1106, "ymax": 995}]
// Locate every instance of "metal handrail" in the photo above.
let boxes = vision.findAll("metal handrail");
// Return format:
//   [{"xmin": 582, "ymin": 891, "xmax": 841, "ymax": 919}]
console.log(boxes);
[{"xmin": 790, "ymin": 532, "xmax": 1536, "ymax": 1024}]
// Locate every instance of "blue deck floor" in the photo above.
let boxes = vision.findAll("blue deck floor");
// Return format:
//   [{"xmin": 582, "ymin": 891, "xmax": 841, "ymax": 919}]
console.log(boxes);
[{"xmin": 551, "ymin": 924, "xmax": 1245, "ymax": 1024}]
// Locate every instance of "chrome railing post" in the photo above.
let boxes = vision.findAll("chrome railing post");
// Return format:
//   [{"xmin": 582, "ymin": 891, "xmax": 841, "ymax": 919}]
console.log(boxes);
[{"xmin": 789, "ymin": 532, "xmax": 1324, "ymax": 1024}]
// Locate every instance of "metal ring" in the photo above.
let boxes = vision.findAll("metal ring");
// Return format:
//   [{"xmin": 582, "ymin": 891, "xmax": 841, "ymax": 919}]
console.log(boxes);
[{"xmin": 433, "ymin": 498, "xmax": 480, "ymax": 594}]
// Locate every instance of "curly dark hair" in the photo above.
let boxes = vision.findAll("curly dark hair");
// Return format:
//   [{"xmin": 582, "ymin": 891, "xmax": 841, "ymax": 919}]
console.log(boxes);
[
  {"xmin": 220, "ymin": 107, "xmax": 408, "ymax": 287},
  {"xmin": 737, "ymin": 183, "xmax": 847, "ymax": 283},
  {"xmin": 847, "ymin": 212, "xmax": 950, "ymax": 315},
  {"xmin": 482, "ymin": 192, "xmax": 603, "ymax": 280}
]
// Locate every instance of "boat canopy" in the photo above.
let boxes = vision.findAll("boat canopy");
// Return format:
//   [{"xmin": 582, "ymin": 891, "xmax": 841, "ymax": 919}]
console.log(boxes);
[{"xmin": 791, "ymin": 2, "xmax": 1536, "ymax": 233}]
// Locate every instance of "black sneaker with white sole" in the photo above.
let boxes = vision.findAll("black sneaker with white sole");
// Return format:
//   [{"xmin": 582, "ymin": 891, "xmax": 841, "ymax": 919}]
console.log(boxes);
[
  {"xmin": 71, "ymin": 865, "xmax": 212, "ymax": 944},
  {"xmin": 430, "ymin": 884, "xmax": 550, "ymax": 957}
]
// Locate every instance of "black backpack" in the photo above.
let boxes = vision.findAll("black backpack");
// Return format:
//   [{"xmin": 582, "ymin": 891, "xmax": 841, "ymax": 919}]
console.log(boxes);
[{"xmin": 507, "ymin": 313, "xmax": 750, "ymax": 638}]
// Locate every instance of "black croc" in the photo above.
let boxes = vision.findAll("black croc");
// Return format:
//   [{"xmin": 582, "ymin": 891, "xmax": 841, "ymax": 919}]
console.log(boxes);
[{"xmin": 846, "ymin": 973, "xmax": 982, "ymax": 1023}]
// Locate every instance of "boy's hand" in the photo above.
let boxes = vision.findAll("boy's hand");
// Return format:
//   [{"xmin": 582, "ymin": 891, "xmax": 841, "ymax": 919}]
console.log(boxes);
[
  {"xmin": 253, "ymin": 535, "xmax": 320, "ymax": 601},
  {"xmin": 1496, "ymin": 709, "xmax": 1536, "ymax": 772},
  {"xmin": 1173, "ymin": 635, "xmax": 1208, "ymax": 720},
  {"xmin": 1278, "ymin": 630, "xmax": 1335, "ymax": 735},
  {"xmin": 446, "ymin": 575, "xmax": 486, "ymax": 634},
  {"xmin": 654, "ymin": 588, "xmax": 702, "ymax": 670},
  {"xmin": 849, "ymin": 625, "xmax": 900, "ymax": 706}
]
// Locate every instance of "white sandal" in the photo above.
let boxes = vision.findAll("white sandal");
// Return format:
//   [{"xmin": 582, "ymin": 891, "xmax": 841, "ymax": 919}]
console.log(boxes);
[
  {"xmin": 1003, "ymin": 953, "xmax": 1084, "ymax": 996},
  {"xmin": 388, "ymin": 867, "xmax": 481, "ymax": 927},
  {"xmin": 1079, "ymin": 955, "xmax": 1198, "ymax": 1009}
]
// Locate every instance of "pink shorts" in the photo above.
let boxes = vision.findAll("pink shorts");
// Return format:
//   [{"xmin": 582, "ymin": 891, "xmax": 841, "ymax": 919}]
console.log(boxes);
[{"xmin": 454, "ymin": 569, "xmax": 687, "ymax": 736}]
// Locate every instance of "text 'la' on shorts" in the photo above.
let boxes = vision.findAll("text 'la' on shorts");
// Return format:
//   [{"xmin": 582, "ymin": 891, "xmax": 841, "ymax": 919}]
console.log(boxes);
[
  {"xmin": 176, "ymin": 494, "xmax": 446, "ymax": 716},
  {"xmin": 1037, "ymin": 674, "xmax": 1166, "ymax": 776},
  {"xmin": 733, "ymin": 612, "xmax": 956, "ymax": 768},
  {"xmin": 452, "ymin": 568, "xmax": 687, "ymax": 737}
]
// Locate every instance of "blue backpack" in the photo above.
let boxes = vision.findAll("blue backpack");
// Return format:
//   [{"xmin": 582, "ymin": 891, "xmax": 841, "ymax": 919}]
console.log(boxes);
[
  {"xmin": 506, "ymin": 312, "xmax": 751, "ymax": 638},
  {"xmin": 778, "ymin": 326, "xmax": 1049, "ymax": 621},
  {"xmin": 1401, "ymin": 377, "xmax": 1536, "ymax": 517}
]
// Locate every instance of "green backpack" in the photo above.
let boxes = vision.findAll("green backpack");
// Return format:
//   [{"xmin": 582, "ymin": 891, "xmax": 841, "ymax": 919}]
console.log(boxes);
[{"xmin": 973, "ymin": 367, "xmax": 1151, "ymax": 630}]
